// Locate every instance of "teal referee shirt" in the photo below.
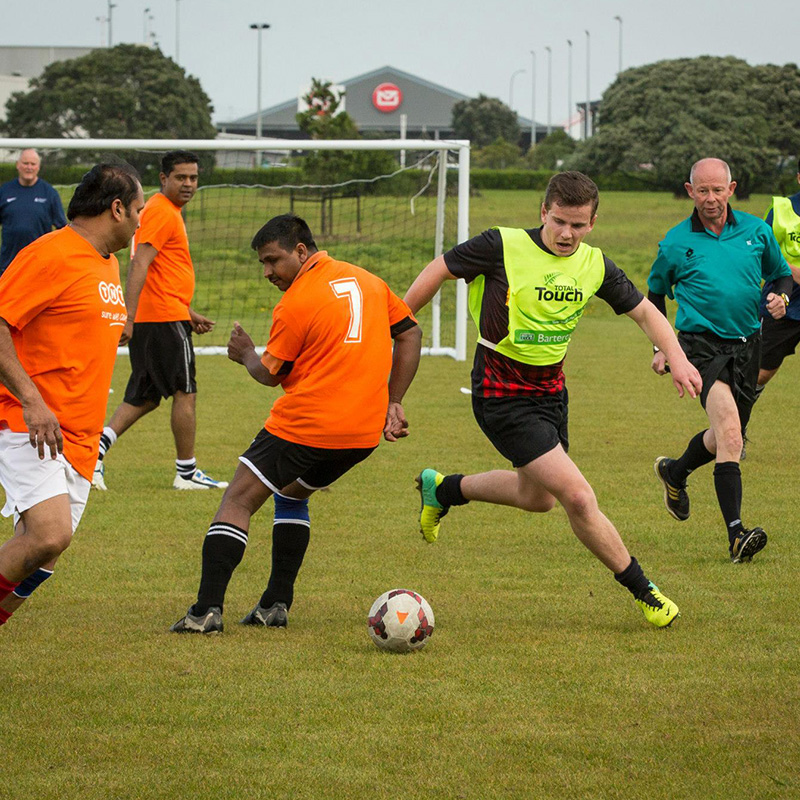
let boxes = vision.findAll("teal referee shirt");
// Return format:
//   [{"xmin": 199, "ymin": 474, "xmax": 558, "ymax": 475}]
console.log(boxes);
[{"xmin": 648, "ymin": 206, "xmax": 790, "ymax": 339}]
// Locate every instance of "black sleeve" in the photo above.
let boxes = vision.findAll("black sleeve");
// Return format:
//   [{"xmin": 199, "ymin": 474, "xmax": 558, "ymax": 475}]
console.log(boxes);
[
  {"xmin": 773, "ymin": 275, "xmax": 795, "ymax": 295},
  {"xmin": 442, "ymin": 229, "xmax": 503, "ymax": 283},
  {"xmin": 390, "ymin": 316, "xmax": 418, "ymax": 338},
  {"xmin": 647, "ymin": 291, "xmax": 668, "ymax": 317},
  {"xmin": 594, "ymin": 255, "xmax": 645, "ymax": 315}
]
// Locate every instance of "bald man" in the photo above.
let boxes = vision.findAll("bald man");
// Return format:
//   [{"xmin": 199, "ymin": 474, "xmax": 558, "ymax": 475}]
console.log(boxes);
[
  {"xmin": 647, "ymin": 157, "xmax": 793, "ymax": 563},
  {"xmin": 0, "ymin": 149, "xmax": 67, "ymax": 276}
]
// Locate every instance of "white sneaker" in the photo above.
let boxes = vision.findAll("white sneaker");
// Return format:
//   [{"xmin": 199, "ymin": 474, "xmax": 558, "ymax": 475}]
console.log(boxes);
[
  {"xmin": 172, "ymin": 468, "xmax": 229, "ymax": 490},
  {"xmin": 91, "ymin": 461, "xmax": 107, "ymax": 491}
]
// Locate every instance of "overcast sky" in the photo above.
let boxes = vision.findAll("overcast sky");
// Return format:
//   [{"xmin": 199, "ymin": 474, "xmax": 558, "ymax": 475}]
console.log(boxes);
[{"xmin": 5, "ymin": 0, "xmax": 796, "ymax": 126}]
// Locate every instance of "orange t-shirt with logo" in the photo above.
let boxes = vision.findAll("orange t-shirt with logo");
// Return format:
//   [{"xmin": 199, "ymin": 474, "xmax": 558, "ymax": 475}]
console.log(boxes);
[
  {"xmin": 262, "ymin": 251, "xmax": 416, "ymax": 449},
  {"xmin": 133, "ymin": 192, "xmax": 194, "ymax": 322},
  {"xmin": 0, "ymin": 227, "xmax": 127, "ymax": 480}
]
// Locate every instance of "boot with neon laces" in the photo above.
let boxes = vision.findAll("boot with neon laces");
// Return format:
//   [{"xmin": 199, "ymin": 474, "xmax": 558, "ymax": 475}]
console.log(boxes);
[
  {"xmin": 170, "ymin": 605, "xmax": 223, "ymax": 634},
  {"xmin": 415, "ymin": 469, "xmax": 450, "ymax": 543},
  {"xmin": 91, "ymin": 460, "xmax": 107, "ymax": 491},
  {"xmin": 173, "ymin": 468, "xmax": 229, "ymax": 491},
  {"xmin": 634, "ymin": 583, "xmax": 680, "ymax": 628}
]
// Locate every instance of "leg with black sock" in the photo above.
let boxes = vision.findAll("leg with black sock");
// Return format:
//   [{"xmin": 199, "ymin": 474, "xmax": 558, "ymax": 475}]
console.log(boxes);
[
  {"xmin": 671, "ymin": 429, "xmax": 716, "ymax": 483},
  {"xmin": 614, "ymin": 556, "xmax": 679, "ymax": 627},
  {"xmin": 193, "ymin": 522, "xmax": 249, "ymax": 615},
  {"xmin": 258, "ymin": 495, "xmax": 311, "ymax": 613},
  {"xmin": 713, "ymin": 462, "xmax": 745, "ymax": 545}
]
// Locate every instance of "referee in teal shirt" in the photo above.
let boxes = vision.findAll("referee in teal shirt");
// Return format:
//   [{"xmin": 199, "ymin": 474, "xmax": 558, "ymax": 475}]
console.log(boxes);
[{"xmin": 647, "ymin": 157, "xmax": 793, "ymax": 564}]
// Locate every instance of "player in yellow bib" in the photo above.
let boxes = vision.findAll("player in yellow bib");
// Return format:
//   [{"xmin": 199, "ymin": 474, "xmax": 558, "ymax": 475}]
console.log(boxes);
[{"xmin": 405, "ymin": 171, "xmax": 702, "ymax": 629}]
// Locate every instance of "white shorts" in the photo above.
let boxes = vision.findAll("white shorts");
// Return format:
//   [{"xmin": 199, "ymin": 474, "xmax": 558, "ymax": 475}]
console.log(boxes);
[{"xmin": 0, "ymin": 429, "xmax": 91, "ymax": 533}]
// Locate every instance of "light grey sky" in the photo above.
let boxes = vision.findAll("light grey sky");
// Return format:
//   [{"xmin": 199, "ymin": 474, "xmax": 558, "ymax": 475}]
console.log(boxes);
[{"xmin": 5, "ymin": 0, "xmax": 796, "ymax": 126}]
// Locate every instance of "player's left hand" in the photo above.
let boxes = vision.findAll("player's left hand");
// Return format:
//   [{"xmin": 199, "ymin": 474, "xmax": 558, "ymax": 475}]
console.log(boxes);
[
  {"xmin": 189, "ymin": 309, "xmax": 216, "ymax": 334},
  {"xmin": 227, "ymin": 321, "xmax": 256, "ymax": 364},
  {"xmin": 668, "ymin": 354, "xmax": 702, "ymax": 399},
  {"xmin": 383, "ymin": 401, "xmax": 409, "ymax": 442},
  {"xmin": 765, "ymin": 292, "xmax": 787, "ymax": 320}
]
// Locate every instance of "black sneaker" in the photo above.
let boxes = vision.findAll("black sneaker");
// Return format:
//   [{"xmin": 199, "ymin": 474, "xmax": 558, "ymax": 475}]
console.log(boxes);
[
  {"xmin": 240, "ymin": 601, "xmax": 288, "ymax": 627},
  {"xmin": 730, "ymin": 527, "xmax": 768, "ymax": 563},
  {"xmin": 169, "ymin": 605, "xmax": 223, "ymax": 634},
  {"xmin": 653, "ymin": 456, "xmax": 690, "ymax": 521}
]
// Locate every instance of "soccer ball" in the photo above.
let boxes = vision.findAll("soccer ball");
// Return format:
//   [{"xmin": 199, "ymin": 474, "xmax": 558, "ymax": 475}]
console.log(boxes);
[{"xmin": 367, "ymin": 589, "xmax": 435, "ymax": 653}]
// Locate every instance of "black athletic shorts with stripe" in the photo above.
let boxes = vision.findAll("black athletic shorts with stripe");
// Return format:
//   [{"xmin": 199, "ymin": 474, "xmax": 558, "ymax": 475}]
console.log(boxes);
[
  {"xmin": 471, "ymin": 390, "xmax": 570, "ymax": 468},
  {"xmin": 123, "ymin": 320, "xmax": 197, "ymax": 406},
  {"xmin": 239, "ymin": 428, "xmax": 375, "ymax": 494},
  {"xmin": 678, "ymin": 329, "xmax": 760, "ymax": 432}
]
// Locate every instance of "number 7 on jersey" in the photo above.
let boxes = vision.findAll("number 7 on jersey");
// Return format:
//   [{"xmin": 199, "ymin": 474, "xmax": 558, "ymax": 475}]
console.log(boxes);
[{"xmin": 330, "ymin": 278, "xmax": 363, "ymax": 343}]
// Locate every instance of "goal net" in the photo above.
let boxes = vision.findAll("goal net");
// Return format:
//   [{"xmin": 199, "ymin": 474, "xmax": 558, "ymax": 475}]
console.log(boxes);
[{"xmin": 3, "ymin": 138, "xmax": 470, "ymax": 359}]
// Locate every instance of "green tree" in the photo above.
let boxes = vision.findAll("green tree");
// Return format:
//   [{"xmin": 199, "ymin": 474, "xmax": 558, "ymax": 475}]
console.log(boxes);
[
  {"xmin": 295, "ymin": 78, "xmax": 395, "ymax": 186},
  {"xmin": 473, "ymin": 138, "xmax": 523, "ymax": 169},
  {"xmin": 527, "ymin": 129, "xmax": 576, "ymax": 170},
  {"xmin": 570, "ymin": 56, "xmax": 800, "ymax": 198},
  {"xmin": 452, "ymin": 94, "xmax": 521, "ymax": 149},
  {"xmin": 3, "ymin": 44, "xmax": 215, "ymax": 176}
]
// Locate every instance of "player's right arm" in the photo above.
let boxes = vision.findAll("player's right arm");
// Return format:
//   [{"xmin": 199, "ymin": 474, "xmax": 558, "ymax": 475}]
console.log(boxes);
[
  {"xmin": 227, "ymin": 322, "xmax": 282, "ymax": 386},
  {"xmin": 404, "ymin": 255, "xmax": 457, "ymax": 313},
  {"xmin": 0, "ymin": 317, "xmax": 62, "ymax": 459},
  {"xmin": 120, "ymin": 243, "xmax": 158, "ymax": 345}
]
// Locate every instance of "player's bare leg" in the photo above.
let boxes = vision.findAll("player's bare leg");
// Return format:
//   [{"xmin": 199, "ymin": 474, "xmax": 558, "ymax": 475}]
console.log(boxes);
[
  {"xmin": 517, "ymin": 446, "xmax": 631, "ymax": 572},
  {"xmin": 106, "ymin": 398, "xmax": 159, "ymax": 437},
  {"xmin": 0, "ymin": 495, "xmax": 72, "ymax": 583},
  {"xmin": 171, "ymin": 391, "xmax": 196, "ymax": 461},
  {"xmin": 460, "ymin": 469, "xmax": 557, "ymax": 513}
]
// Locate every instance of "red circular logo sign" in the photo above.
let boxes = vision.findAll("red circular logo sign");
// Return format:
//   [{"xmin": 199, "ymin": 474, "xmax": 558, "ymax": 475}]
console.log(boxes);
[{"xmin": 372, "ymin": 83, "xmax": 403, "ymax": 113}]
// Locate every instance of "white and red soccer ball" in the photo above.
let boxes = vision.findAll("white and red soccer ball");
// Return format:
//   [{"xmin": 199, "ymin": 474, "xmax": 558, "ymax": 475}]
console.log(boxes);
[{"xmin": 367, "ymin": 589, "xmax": 434, "ymax": 653}]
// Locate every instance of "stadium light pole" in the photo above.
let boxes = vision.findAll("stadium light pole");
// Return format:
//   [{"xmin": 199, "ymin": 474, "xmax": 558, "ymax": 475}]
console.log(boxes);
[
  {"xmin": 566, "ymin": 39, "xmax": 573, "ymax": 136},
  {"xmin": 545, "ymin": 45, "xmax": 552, "ymax": 136},
  {"xmin": 614, "ymin": 15, "xmax": 623, "ymax": 74},
  {"xmin": 107, "ymin": 1, "xmax": 116, "ymax": 47},
  {"xmin": 584, "ymin": 30, "xmax": 591, "ymax": 139},
  {"xmin": 529, "ymin": 50, "xmax": 536, "ymax": 148},
  {"xmin": 251, "ymin": 23, "xmax": 271, "ymax": 167},
  {"xmin": 509, "ymin": 68, "xmax": 525, "ymax": 112},
  {"xmin": 175, "ymin": 0, "xmax": 182, "ymax": 62}
]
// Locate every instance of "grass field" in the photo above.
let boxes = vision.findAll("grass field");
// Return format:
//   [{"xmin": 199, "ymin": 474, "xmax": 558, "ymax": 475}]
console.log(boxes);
[{"xmin": 3, "ymin": 190, "xmax": 799, "ymax": 800}]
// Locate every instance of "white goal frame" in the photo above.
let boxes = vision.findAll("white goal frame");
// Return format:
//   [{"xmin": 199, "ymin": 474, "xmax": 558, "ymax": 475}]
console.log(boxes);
[{"xmin": 0, "ymin": 137, "xmax": 471, "ymax": 360}]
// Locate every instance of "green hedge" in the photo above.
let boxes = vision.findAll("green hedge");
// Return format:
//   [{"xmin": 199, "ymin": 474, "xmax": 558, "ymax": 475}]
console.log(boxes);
[{"xmin": 470, "ymin": 168, "xmax": 661, "ymax": 191}]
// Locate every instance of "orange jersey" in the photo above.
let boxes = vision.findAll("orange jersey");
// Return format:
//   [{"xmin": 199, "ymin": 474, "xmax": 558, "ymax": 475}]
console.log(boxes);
[
  {"xmin": 262, "ymin": 251, "xmax": 416, "ymax": 448},
  {"xmin": 133, "ymin": 192, "xmax": 194, "ymax": 322},
  {"xmin": 0, "ymin": 227, "xmax": 126, "ymax": 480}
]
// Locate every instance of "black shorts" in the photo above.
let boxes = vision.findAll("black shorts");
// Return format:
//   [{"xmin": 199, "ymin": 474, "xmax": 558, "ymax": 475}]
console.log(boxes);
[
  {"xmin": 123, "ymin": 321, "xmax": 197, "ymax": 406},
  {"xmin": 678, "ymin": 330, "xmax": 760, "ymax": 431},
  {"xmin": 239, "ymin": 428, "xmax": 376, "ymax": 493},
  {"xmin": 471, "ymin": 391, "xmax": 569, "ymax": 468},
  {"xmin": 760, "ymin": 314, "xmax": 800, "ymax": 371}
]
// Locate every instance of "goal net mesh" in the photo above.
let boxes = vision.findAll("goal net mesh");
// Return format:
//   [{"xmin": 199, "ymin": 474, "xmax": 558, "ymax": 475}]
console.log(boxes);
[{"xmin": 40, "ymin": 145, "xmax": 462, "ymax": 353}]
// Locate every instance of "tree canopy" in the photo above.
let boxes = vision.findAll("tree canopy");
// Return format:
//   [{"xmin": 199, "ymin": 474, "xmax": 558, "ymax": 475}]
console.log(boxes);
[
  {"xmin": 452, "ymin": 94, "xmax": 521, "ymax": 149},
  {"xmin": 569, "ymin": 56, "xmax": 800, "ymax": 197},
  {"xmin": 3, "ymin": 44, "xmax": 215, "ymax": 173},
  {"xmin": 527, "ymin": 129, "xmax": 576, "ymax": 170},
  {"xmin": 295, "ymin": 78, "xmax": 395, "ymax": 186}
]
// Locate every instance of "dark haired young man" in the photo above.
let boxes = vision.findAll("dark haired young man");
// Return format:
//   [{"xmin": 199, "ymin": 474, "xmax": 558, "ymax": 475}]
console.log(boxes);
[
  {"xmin": 94, "ymin": 150, "xmax": 226, "ymax": 491},
  {"xmin": 406, "ymin": 171, "xmax": 701, "ymax": 629},
  {"xmin": 0, "ymin": 162, "xmax": 144, "ymax": 627},
  {"xmin": 171, "ymin": 214, "xmax": 421, "ymax": 633}
]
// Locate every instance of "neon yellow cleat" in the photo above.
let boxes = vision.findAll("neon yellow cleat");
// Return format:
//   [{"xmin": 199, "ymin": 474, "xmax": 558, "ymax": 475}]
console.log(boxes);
[
  {"xmin": 635, "ymin": 582, "xmax": 680, "ymax": 628},
  {"xmin": 415, "ymin": 468, "xmax": 447, "ymax": 543}
]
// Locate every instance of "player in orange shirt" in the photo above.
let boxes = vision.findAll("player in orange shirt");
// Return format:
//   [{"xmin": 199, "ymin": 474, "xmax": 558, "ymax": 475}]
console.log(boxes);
[
  {"xmin": 94, "ymin": 150, "xmax": 227, "ymax": 491},
  {"xmin": 171, "ymin": 214, "xmax": 421, "ymax": 633},
  {"xmin": 0, "ymin": 162, "xmax": 144, "ymax": 628}
]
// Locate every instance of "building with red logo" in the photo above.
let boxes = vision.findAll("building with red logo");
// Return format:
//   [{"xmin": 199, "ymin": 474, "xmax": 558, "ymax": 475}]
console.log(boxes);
[{"xmin": 217, "ymin": 65, "xmax": 542, "ymax": 146}]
